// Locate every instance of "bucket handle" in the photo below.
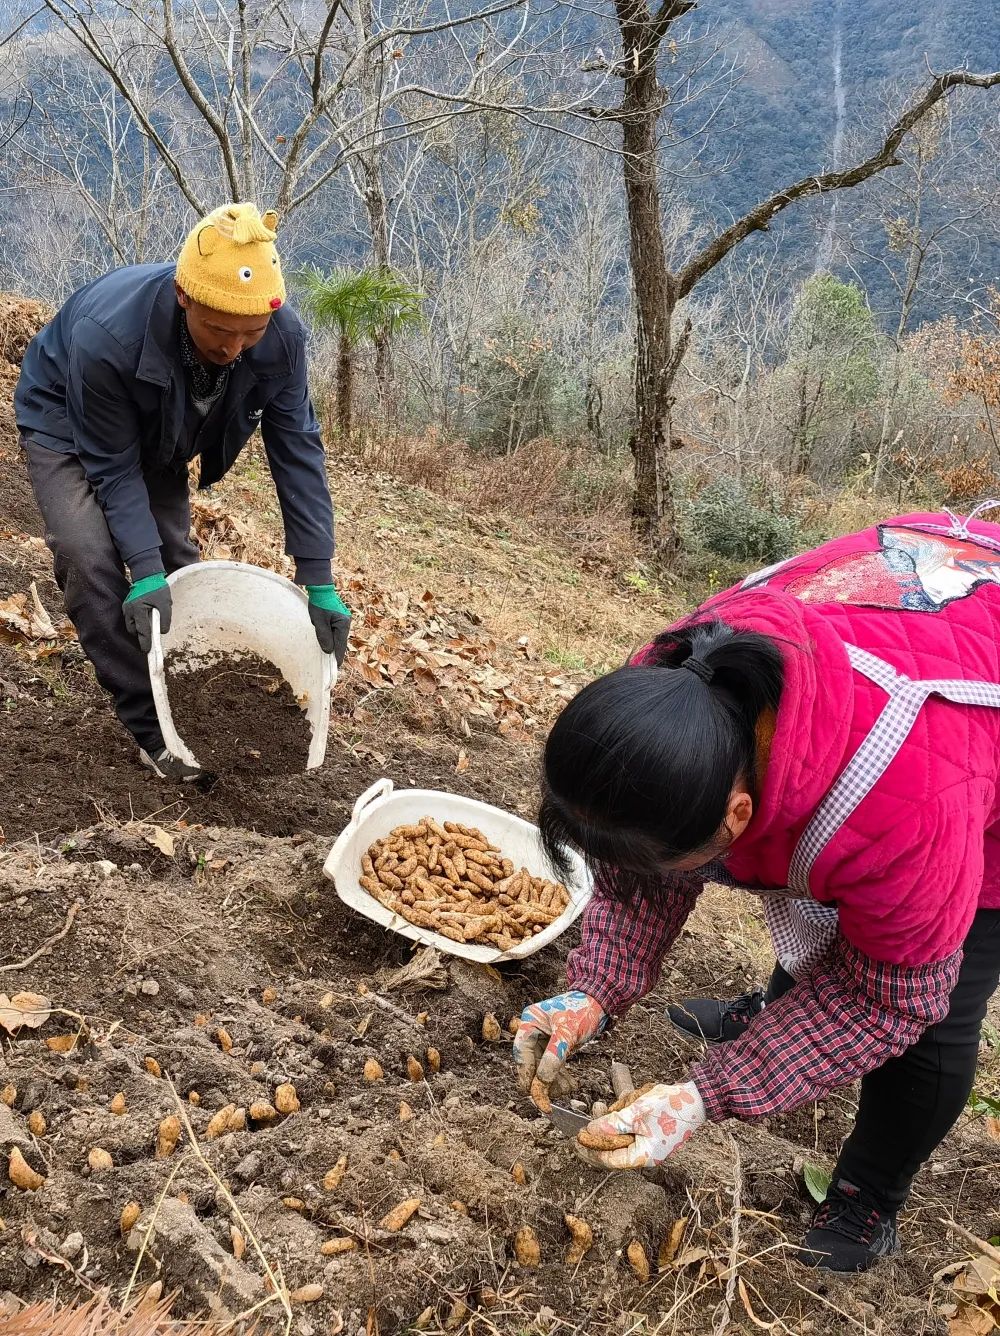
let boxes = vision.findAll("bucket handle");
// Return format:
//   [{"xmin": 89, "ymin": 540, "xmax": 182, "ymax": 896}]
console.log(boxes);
[{"xmin": 351, "ymin": 778, "xmax": 394, "ymax": 825}]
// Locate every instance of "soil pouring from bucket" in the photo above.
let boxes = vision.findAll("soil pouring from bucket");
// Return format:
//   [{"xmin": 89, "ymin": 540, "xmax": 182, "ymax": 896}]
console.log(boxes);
[{"xmin": 165, "ymin": 650, "xmax": 311, "ymax": 774}]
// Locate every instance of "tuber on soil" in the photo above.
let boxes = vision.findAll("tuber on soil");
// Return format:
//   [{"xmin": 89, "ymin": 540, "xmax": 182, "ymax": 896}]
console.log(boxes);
[
  {"xmin": 627, "ymin": 1239, "xmax": 651, "ymax": 1283},
  {"xmin": 379, "ymin": 1197, "xmax": 421, "ymax": 1231},
  {"xmin": 155, "ymin": 1115, "xmax": 181, "ymax": 1159},
  {"xmin": 425, "ymin": 1047, "xmax": 441, "ymax": 1073},
  {"xmin": 399, "ymin": 1102, "xmax": 415, "ymax": 1122},
  {"xmin": 513, "ymin": 1225, "xmax": 541, "ymax": 1267},
  {"xmin": 481, "ymin": 1013, "xmax": 502, "ymax": 1042},
  {"xmin": 87, "ymin": 1147, "xmax": 113, "ymax": 1172},
  {"xmin": 363, "ymin": 1059, "xmax": 384, "ymax": 1083},
  {"xmin": 290, "ymin": 1284, "xmax": 324, "ymax": 1304},
  {"xmin": 231, "ymin": 1226, "xmax": 246, "ymax": 1260},
  {"xmin": 205, "ymin": 1104, "xmax": 237, "ymax": 1139},
  {"xmin": 320, "ymin": 1237, "xmax": 356, "ymax": 1256},
  {"xmin": 564, "ymin": 1214, "xmax": 594, "ymax": 1265},
  {"xmin": 529, "ymin": 1078, "xmax": 552, "ymax": 1114},
  {"xmin": 27, "ymin": 1111, "xmax": 46, "ymax": 1137},
  {"xmin": 406, "ymin": 1055, "xmax": 424, "ymax": 1082},
  {"xmin": 262, "ymin": 986, "xmax": 278, "ymax": 1004},
  {"xmin": 275, "ymin": 1082, "xmax": 300, "ymax": 1114},
  {"xmin": 323, "ymin": 1154, "xmax": 348, "ymax": 1191},
  {"xmin": 249, "ymin": 1101, "xmax": 278, "ymax": 1124},
  {"xmin": 144, "ymin": 1058, "xmax": 162, "ymax": 1078},
  {"xmin": 360, "ymin": 819, "xmax": 572, "ymax": 951},
  {"xmin": 215, "ymin": 1027, "xmax": 233, "ymax": 1054},
  {"xmin": 120, "ymin": 1201, "xmax": 141, "ymax": 1234},
  {"xmin": 8, "ymin": 1147, "xmax": 44, "ymax": 1191},
  {"xmin": 511, "ymin": 1161, "xmax": 527, "ymax": 1185},
  {"xmin": 450, "ymin": 1200, "xmax": 469, "ymax": 1215},
  {"xmin": 1, "ymin": 1083, "xmax": 15, "ymax": 1107},
  {"xmin": 658, "ymin": 1217, "xmax": 688, "ymax": 1269},
  {"xmin": 228, "ymin": 1108, "xmax": 247, "ymax": 1131},
  {"xmin": 188, "ymin": 1091, "xmax": 200, "ymax": 1105}
]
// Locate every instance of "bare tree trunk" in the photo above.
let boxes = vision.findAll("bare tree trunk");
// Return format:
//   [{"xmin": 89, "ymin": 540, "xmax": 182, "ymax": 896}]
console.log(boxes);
[
  {"xmin": 616, "ymin": 0, "xmax": 691, "ymax": 558},
  {"xmin": 354, "ymin": 0, "xmax": 396, "ymax": 424},
  {"xmin": 337, "ymin": 334, "xmax": 353, "ymax": 437}
]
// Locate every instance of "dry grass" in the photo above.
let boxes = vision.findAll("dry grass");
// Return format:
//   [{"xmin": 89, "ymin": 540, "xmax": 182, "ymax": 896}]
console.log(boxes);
[{"xmin": 211, "ymin": 439, "xmax": 678, "ymax": 678}]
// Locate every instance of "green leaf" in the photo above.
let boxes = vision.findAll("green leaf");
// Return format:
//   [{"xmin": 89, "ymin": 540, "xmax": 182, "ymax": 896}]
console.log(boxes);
[
  {"xmin": 967, "ymin": 1088, "xmax": 1000, "ymax": 1118},
  {"xmin": 803, "ymin": 1163, "xmax": 832, "ymax": 1205}
]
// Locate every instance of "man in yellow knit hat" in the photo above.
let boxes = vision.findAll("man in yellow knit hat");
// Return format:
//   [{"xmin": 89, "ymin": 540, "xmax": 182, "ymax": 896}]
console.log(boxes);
[{"xmin": 14, "ymin": 203, "xmax": 349, "ymax": 781}]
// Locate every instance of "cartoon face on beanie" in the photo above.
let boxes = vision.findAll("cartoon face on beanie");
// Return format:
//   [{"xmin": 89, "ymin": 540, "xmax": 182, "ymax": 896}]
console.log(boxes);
[{"xmin": 175, "ymin": 203, "xmax": 287, "ymax": 317}]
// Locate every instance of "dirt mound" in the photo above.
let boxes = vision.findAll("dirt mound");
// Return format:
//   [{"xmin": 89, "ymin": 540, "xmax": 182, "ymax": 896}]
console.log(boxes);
[{"xmin": 0, "ymin": 291, "xmax": 50, "ymax": 366}]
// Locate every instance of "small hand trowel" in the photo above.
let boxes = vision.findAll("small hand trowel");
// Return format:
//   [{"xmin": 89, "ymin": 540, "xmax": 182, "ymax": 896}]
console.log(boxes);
[{"xmin": 546, "ymin": 1061, "xmax": 634, "ymax": 1139}]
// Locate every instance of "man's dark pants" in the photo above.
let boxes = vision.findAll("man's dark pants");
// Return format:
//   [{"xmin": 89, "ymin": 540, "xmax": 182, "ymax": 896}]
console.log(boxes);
[{"xmin": 22, "ymin": 437, "xmax": 199, "ymax": 754}]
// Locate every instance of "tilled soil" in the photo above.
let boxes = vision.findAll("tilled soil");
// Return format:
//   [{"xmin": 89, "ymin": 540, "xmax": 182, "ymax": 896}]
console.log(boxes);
[
  {"xmin": 0, "ymin": 838, "xmax": 997, "ymax": 1336},
  {"xmin": 165, "ymin": 651, "xmax": 312, "ymax": 776}
]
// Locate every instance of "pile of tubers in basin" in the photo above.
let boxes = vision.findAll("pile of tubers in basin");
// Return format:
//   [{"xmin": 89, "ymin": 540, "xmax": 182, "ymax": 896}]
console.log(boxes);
[{"xmin": 360, "ymin": 819, "xmax": 571, "ymax": 949}]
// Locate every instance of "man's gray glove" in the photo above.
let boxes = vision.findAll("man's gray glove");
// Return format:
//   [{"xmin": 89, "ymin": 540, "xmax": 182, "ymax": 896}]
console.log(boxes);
[
  {"xmin": 305, "ymin": 584, "xmax": 351, "ymax": 666},
  {"xmin": 123, "ymin": 573, "xmax": 172, "ymax": 654}
]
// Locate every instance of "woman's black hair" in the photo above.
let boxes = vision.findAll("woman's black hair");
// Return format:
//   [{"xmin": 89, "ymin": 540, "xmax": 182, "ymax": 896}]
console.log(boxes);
[{"xmin": 539, "ymin": 618, "xmax": 784, "ymax": 901}]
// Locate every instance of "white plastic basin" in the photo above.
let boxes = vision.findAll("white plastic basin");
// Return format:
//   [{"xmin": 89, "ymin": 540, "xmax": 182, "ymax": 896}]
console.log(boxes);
[
  {"xmin": 324, "ymin": 778, "xmax": 594, "ymax": 962},
  {"xmin": 147, "ymin": 560, "xmax": 336, "ymax": 771}
]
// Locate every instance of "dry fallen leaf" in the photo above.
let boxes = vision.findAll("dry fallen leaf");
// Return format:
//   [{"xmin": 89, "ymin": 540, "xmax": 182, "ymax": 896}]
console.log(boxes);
[
  {"xmin": 985, "ymin": 1117, "xmax": 1000, "ymax": 1143},
  {"xmin": 0, "ymin": 991, "xmax": 51, "ymax": 1035},
  {"xmin": 145, "ymin": 825, "xmax": 175, "ymax": 857},
  {"xmin": 455, "ymin": 749, "xmax": 470, "ymax": 774},
  {"xmin": 45, "ymin": 1034, "xmax": 81, "ymax": 1054}
]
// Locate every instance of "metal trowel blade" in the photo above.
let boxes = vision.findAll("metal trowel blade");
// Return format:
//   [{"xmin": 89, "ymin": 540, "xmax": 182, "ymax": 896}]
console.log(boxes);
[{"xmin": 548, "ymin": 1102, "xmax": 591, "ymax": 1137}]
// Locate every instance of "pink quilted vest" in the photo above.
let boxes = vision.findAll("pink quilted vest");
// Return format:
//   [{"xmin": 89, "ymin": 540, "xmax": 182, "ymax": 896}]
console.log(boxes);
[{"xmin": 650, "ymin": 511, "xmax": 1000, "ymax": 966}]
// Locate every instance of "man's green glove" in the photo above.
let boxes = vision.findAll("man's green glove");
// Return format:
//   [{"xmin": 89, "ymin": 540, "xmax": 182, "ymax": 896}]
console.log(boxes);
[
  {"xmin": 123, "ymin": 573, "xmax": 171, "ymax": 653},
  {"xmin": 306, "ymin": 584, "xmax": 351, "ymax": 666}
]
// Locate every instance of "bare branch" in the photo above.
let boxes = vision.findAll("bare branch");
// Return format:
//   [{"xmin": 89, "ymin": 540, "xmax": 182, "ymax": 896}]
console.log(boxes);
[
  {"xmin": 161, "ymin": 0, "xmax": 243, "ymax": 197},
  {"xmin": 675, "ymin": 68, "xmax": 1000, "ymax": 299}
]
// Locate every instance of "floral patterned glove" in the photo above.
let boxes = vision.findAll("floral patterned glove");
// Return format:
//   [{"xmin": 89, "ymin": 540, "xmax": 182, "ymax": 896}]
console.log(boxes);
[
  {"xmin": 575, "ymin": 1081, "xmax": 706, "ymax": 1170},
  {"xmin": 513, "ymin": 990, "xmax": 608, "ymax": 1099}
]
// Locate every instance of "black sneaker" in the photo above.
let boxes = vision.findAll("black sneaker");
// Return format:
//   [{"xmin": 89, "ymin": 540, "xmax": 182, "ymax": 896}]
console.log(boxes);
[
  {"xmin": 667, "ymin": 987, "xmax": 766, "ymax": 1043},
  {"xmin": 800, "ymin": 1178, "xmax": 901, "ymax": 1273},
  {"xmin": 139, "ymin": 747, "xmax": 202, "ymax": 783}
]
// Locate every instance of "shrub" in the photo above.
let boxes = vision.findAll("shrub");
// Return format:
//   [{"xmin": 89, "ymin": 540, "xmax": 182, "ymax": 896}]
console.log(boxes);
[{"xmin": 687, "ymin": 474, "xmax": 801, "ymax": 564}]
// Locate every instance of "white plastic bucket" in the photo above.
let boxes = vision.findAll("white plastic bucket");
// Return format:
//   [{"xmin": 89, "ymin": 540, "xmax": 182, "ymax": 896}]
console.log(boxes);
[
  {"xmin": 147, "ymin": 560, "xmax": 336, "ymax": 771},
  {"xmin": 324, "ymin": 778, "xmax": 593, "ymax": 962}
]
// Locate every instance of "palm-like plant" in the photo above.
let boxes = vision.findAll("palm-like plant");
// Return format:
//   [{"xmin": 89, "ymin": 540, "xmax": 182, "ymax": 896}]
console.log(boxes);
[{"xmin": 299, "ymin": 267, "xmax": 424, "ymax": 436}]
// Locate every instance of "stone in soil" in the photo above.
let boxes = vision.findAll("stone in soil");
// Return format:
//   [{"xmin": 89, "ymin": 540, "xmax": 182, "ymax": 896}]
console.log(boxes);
[{"xmin": 165, "ymin": 650, "xmax": 311, "ymax": 775}]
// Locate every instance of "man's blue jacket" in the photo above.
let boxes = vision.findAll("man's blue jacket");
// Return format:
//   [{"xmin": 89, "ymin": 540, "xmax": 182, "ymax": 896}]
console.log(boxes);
[{"xmin": 15, "ymin": 263, "xmax": 334, "ymax": 583}]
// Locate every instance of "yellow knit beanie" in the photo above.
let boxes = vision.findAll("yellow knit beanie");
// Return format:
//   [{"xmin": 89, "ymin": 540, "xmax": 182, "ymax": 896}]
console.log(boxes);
[{"xmin": 176, "ymin": 203, "xmax": 287, "ymax": 316}]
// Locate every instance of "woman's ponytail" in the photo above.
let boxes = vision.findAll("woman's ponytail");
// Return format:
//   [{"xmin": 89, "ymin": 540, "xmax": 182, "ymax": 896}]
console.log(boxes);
[{"xmin": 539, "ymin": 618, "xmax": 784, "ymax": 898}]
